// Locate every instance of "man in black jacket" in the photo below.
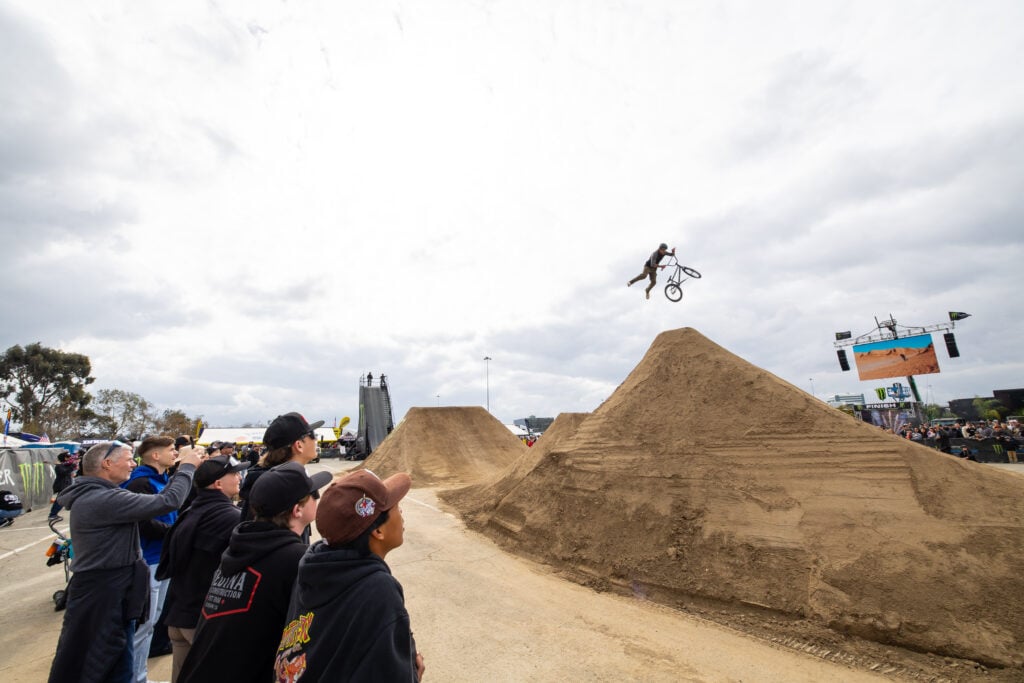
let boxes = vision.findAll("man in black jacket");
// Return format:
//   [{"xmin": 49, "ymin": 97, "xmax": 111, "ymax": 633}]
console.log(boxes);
[
  {"xmin": 274, "ymin": 469, "xmax": 424, "ymax": 682},
  {"xmin": 239, "ymin": 412, "xmax": 323, "ymax": 522},
  {"xmin": 157, "ymin": 454, "xmax": 249, "ymax": 682},
  {"xmin": 178, "ymin": 462, "xmax": 331, "ymax": 682}
]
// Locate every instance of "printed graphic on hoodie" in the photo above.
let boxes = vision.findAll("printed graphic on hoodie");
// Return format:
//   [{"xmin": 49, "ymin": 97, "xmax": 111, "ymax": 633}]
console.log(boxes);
[{"xmin": 202, "ymin": 566, "xmax": 263, "ymax": 618}]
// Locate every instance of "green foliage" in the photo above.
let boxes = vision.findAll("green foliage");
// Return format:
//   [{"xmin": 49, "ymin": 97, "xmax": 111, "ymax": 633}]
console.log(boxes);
[
  {"xmin": 972, "ymin": 397, "xmax": 1006, "ymax": 421},
  {"xmin": 0, "ymin": 342, "xmax": 94, "ymax": 435},
  {"xmin": 151, "ymin": 409, "xmax": 202, "ymax": 439},
  {"xmin": 91, "ymin": 389, "xmax": 153, "ymax": 439}
]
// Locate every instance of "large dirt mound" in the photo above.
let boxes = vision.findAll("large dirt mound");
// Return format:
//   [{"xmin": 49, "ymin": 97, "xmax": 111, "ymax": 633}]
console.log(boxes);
[
  {"xmin": 444, "ymin": 412, "xmax": 590, "ymax": 520},
  {"xmin": 363, "ymin": 406, "xmax": 528, "ymax": 486},
  {"xmin": 440, "ymin": 327, "xmax": 1024, "ymax": 668}
]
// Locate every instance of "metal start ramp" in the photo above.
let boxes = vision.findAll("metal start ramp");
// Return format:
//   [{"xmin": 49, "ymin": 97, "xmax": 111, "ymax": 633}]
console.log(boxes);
[{"xmin": 358, "ymin": 385, "xmax": 394, "ymax": 455}]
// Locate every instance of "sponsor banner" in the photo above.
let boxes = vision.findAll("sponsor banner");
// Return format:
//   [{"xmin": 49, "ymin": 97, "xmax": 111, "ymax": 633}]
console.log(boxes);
[{"xmin": 0, "ymin": 447, "xmax": 63, "ymax": 510}]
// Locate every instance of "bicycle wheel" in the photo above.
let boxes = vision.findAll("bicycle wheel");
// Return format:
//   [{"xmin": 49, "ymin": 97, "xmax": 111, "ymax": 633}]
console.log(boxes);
[
  {"xmin": 681, "ymin": 266, "xmax": 701, "ymax": 279},
  {"xmin": 665, "ymin": 284, "xmax": 683, "ymax": 302}
]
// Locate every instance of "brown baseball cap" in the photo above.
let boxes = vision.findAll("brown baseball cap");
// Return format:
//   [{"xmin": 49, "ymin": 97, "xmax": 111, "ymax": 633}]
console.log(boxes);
[{"xmin": 316, "ymin": 469, "xmax": 411, "ymax": 546}]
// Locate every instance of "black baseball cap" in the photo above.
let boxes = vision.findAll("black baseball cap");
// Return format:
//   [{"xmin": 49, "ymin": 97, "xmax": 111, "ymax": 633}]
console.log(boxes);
[
  {"xmin": 194, "ymin": 455, "xmax": 251, "ymax": 488},
  {"xmin": 263, "ymin": 412, "xmax": 325, "ymax": 450},
  {"xmin": 249, "ymin": 462, "xmax": 333, "ymax": 517}
]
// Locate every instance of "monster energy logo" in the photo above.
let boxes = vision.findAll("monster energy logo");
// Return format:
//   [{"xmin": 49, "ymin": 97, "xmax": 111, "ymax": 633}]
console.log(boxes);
[{"xmin": 19, "ymin": 461, "xmax": 48, "ymax": 498}]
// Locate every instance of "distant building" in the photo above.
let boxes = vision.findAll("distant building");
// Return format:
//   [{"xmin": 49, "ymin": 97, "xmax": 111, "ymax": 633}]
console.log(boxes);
[
  {"xmin": 948, "ymin": 388, "xmax": 1024, "ymax": 420},
  {"xmin": 828, "ymin": 394, "xmax": 865, "ymax": 407}
]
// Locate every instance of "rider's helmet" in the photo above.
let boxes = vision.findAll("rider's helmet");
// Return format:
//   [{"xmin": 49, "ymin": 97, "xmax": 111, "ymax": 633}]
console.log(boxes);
[{"xmin": 659, "ymin": 243, "xmax": 668, "ymax": 250}]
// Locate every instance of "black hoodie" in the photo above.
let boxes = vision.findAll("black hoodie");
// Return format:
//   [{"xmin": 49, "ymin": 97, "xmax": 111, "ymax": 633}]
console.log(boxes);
[
  {"xmin": 274, "ymin": 541, "xmax": 419, "ymax": 682},
  {"xmin": 157, "ymin": 488, "xmax": 241, "ymax": 628},
  {"xmin": 178, "ymin": 521, "xmax": 306, "ymax": 683}
]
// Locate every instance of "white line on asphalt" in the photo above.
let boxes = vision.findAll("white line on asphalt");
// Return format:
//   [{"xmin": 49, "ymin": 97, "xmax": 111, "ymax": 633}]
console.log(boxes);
[
  {"xmin": 0, "ymin": 532, "xmax": 58, "ymax": 561},
  {"xmin": 405, "ymin": 494, "xmax": 442, "ymax": 513}
]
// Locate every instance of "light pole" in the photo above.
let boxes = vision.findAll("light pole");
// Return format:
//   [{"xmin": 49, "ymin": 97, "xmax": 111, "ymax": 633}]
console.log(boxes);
[
  {"xmin": 436, "ymin": 394, "xmax": 440, "ymax": 407},
  {"xmin": 483, "ymin": 356, "xmax": 492, "ymax": 413},
  {"xmin": 809, "ymin": 378, "xmax": 815, "ymax": 397}
]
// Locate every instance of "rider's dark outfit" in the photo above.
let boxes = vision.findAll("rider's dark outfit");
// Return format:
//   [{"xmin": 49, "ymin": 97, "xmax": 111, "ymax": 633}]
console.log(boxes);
[{"xmin": 628, "ymin": 246, "xmax": 673, "ymax": 297}]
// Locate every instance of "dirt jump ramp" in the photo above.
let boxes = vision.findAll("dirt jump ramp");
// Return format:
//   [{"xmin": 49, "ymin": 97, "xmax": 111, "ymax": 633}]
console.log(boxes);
[
  {"xmin": 441, "ymin": 327, "xmax": 1024, "ymax": 668},
  {"xmin": 363, "ymin": 406, "xmax": 528, "ymax": 487}
]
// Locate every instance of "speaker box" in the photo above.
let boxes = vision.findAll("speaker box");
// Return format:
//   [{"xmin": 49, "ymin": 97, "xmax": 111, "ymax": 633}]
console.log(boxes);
[
  {"xmin": 837, "ymin": 349, "xmax": 850, "ymax": 371},
  {"xmin": 944, "ymin": 332, "xmax": 960, "ymax": 358}
]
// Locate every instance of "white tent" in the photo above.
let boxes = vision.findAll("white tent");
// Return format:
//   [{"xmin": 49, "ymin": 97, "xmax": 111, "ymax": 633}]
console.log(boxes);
[
  {"xmin": 0, "ymin": 433, "xmax": 30, "ymax": 448},
  {"xmin": 199, "ymin": 426, "xmax": 339, "ymax": 446},
  {"xmin": 505, "ymin": 423, "xmax": 529, "ymax": 437}
]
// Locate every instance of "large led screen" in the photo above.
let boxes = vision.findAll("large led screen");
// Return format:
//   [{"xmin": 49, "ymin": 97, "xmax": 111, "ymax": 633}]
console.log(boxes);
[{"xmin": 852, "ymin": 334, "xmax": 940, "ymax": 381}]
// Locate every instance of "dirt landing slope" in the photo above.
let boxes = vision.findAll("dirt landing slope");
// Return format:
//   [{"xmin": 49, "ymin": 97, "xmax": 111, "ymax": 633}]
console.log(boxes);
[
  {"xmin": 441, "ymin": 328, "xmax": 1024, "ymax": 669},
  {"xmin": 444, "ymin": 412, "xmax": 590, "ymax": 524},
  {"xmin": 363, "ymin": 406, "xmax": 528, "ymax": 486}
]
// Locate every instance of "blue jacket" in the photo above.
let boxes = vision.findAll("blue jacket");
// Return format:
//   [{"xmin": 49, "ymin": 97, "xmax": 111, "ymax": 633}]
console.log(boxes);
[{"xmin": 123, "ymin": 464, "xmax": 178, "ymax": 565}]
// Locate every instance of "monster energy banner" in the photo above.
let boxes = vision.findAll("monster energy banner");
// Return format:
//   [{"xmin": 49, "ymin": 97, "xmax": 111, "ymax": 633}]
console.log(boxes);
[{"xmin": 0, "ymin": 447, "xmax": 63, "ymax": 510}]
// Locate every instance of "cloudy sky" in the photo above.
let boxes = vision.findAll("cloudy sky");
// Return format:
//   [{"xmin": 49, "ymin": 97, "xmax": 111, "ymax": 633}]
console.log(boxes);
[{"xmin": 2, "ymin": 0, "xmax": 1022, "ymax": 430}]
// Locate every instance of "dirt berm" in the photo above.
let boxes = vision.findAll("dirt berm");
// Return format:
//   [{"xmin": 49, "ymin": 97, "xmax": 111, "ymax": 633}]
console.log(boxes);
[
  {"xmin": 363, "ymin": 406, "xmax": 528, "ymax": 486},
  {"xmin": 434, "ymin": 328, "xmax": 1024, "ymax": 669}
]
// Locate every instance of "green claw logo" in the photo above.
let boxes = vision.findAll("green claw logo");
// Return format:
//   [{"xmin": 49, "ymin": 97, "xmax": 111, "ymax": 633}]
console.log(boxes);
[{"xmin": 18, "ymin": 461, "xmax": 48, "ymax": 497}]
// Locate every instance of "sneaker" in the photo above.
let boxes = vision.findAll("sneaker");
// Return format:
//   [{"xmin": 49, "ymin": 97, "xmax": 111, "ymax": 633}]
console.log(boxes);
[
  {"xmin": 627, "ymin": 280, "xmax": 632, "ymax": 287},
  {"xmin": 645, "ymin": 290, "xmax": 650, "ymax": 300},
  {"xmin": 0, "ymin": 518, "xmax": 13, "ymax": 528},
  {"xmin": 48, "ymin": 515, "xmax": 63, "ymax": 522}
]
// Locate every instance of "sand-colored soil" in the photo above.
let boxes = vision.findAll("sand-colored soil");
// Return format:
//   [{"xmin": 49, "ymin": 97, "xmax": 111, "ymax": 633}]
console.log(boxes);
[
  {"xmin": 425, "ymin": 329, "xmax": 1023, "ymax": 670},
  {"xmin": 363, "ymin": 406, "xmax": 528, "ymax": 486}
]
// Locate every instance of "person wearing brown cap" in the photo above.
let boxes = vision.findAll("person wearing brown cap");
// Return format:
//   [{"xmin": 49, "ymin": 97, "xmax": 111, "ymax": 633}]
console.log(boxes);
[
  {"xmin": 156, "ymin": 455, "xmax": 250, "ymax": 682},
  {"xmin": 178, "ymin": 462, "xmax": 331, "ymax": 683},
  {"xmin": 239, "ymin": 412, "xmax": 323, "ymax": 522},
  {"xmin": 274, "ymin": 469, "xmax": 425, "ymax": 682}
]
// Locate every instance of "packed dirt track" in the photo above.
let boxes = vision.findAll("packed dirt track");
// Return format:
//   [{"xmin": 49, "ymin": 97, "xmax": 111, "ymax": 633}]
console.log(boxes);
[{"xmin": 363, "ymin": 328, "xmax": 1024, "ymax": 678}]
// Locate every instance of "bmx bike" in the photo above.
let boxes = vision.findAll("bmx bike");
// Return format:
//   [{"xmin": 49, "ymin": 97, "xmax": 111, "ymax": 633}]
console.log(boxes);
[{"xmin": 662, "ymin": 255, "xmax": 701, "ymax": 302}]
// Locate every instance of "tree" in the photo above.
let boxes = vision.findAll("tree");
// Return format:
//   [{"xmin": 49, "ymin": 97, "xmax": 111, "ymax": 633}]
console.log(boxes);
[
  {"xmin": 0, "ymin": 343, "xmax": 94, "ymax": 436},
  {"xmin": 40, "ymin": 401, "xmax": 95, "ymax": 440},
  {"xmin": 151, "ymin": 409, "xmax": 202, "ymax": 439},
  {"xmin": 91, "ymin": 389, "xmax": 153, "ymax": 439},
  {"xmin": 973, "ymin": 397, "xmax": 1006, "ymax": 421}
]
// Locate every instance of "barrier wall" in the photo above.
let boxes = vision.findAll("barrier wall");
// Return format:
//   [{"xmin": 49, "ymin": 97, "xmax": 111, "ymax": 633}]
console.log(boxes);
[{"xmin": 0, "ymin": 447, "xmax": 62, "ymax": 510}]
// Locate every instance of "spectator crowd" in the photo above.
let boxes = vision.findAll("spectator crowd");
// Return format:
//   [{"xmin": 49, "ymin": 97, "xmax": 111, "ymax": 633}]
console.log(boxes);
[
  {"xmin": 898, "ymin": 419, "xmax": 1021, "ymax": 462},
  {"xmin": 41, "ymin": 411, "xmax": 424, "ymax": 683}
]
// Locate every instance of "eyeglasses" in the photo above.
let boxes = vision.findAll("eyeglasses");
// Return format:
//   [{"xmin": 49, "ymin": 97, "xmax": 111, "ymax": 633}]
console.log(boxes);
[
  {"xmin": 305, "ymin": 431, "xmax": 317, "ymax": 441},
  {"xmin": 103, "ymin": 441, "xmax": 129, "ymax": 460}
]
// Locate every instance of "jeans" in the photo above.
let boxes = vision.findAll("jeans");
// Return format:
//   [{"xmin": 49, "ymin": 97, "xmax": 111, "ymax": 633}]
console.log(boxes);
[
  {"xmin": 133, "ymin": 564, "xmax": 169, "ymax": 683},
  {"xmin": 108, "ymin": 619, "xmax": 137, "ymax": 683}
]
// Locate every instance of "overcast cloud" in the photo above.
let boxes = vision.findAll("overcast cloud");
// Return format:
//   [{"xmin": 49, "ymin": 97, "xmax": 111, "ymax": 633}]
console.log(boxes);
[{"xmin": 1, "ymin": 0, "xmax": 1022, "ymax": 430}]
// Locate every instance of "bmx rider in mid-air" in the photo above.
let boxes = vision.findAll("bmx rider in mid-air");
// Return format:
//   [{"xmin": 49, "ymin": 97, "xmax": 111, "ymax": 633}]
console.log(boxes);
[{"xmin": 628, "ymin": 243, "xmax": 675, "ymax": 300}]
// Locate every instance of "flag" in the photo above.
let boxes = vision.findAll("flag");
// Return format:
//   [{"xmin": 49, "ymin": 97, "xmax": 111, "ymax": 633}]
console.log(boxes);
[
  {"xmin": 39, "ymin": 432, "xmax": 51, "ymax": 443},
  {"xmin": 3, "ymin": 409, "xmax": 9, "ymax": 446},
  {"xmin": 949, "ymin": 312, "xmax": 971, "ymax": 321},
  {"xmin": 195, "ymin": 419, "xmax": 203, "ymax": 439}
]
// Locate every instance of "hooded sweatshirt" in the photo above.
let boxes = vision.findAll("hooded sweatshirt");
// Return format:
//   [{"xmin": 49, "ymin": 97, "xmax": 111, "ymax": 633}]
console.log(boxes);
[
  {"xmin": 178, "ymin": 521, "xmax": 307, "ymax": 683},
  {"xmin": 157, "ymin": 488, "xmax": 241, "ymax": 628},
  {"xmin": 274, "ymin": 541, "xmax": 419, "ymax": 682},
  {"xmin": 55, "ymin": 465, "xmax": 196, "ymax": 573},
  {"xmin": 48, "ymin": 465, "xmax": 196, "ymax": 683}
]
